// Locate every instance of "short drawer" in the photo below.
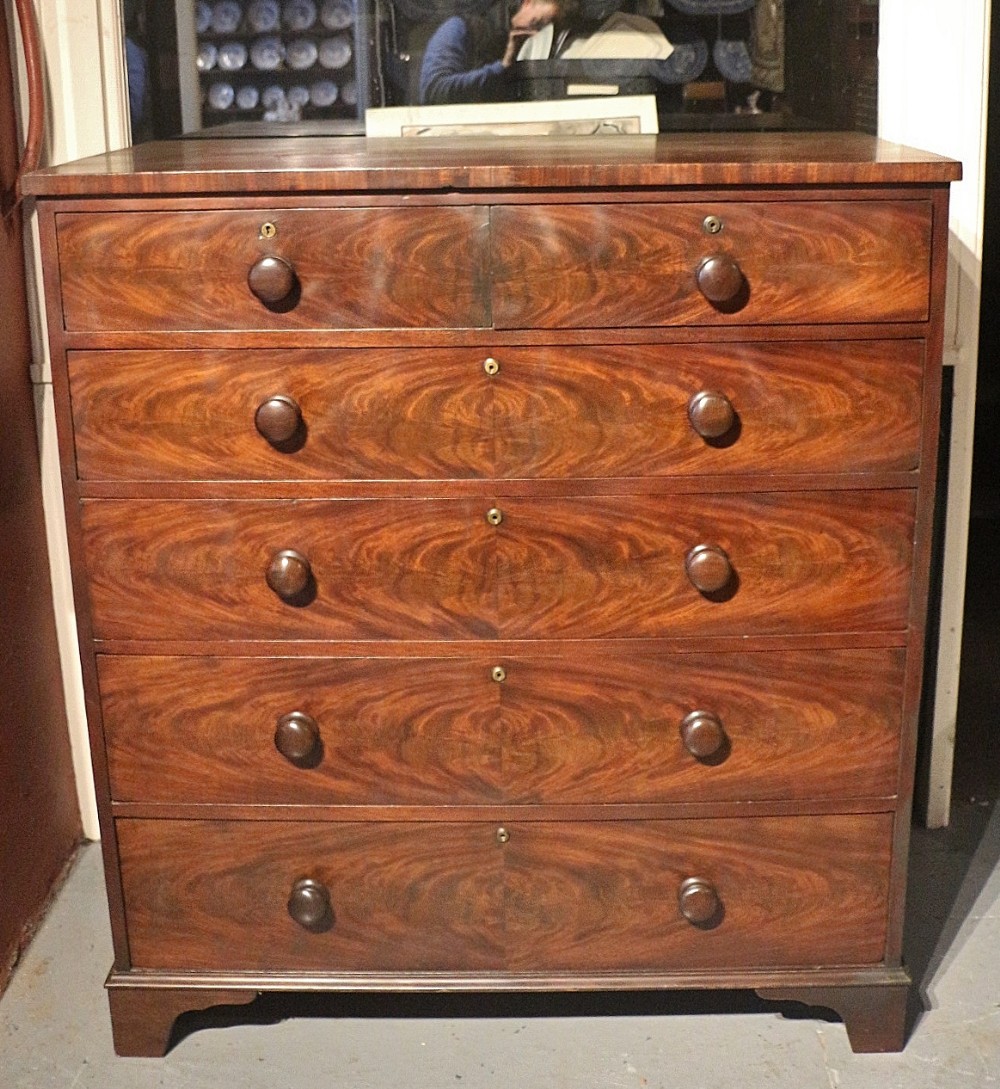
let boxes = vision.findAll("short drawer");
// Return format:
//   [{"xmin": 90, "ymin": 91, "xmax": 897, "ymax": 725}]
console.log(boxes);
[
  {"xmin": 55, "ymin": 207, "xmax": 490, "ymax": 332},
  {"xmin": 100, "ymin": 648, "xmax": 904, "ymax": 806},
  {"xmin": 500, "ymin": 646, "xmax": 904, "ymax": 803},
  {"xmin": 68, "ymin": 340, "xmax": 924, "ymax": 481},
  {"xmin": 101, "ymin": 655, "xmax": 504, "ymax": 805},
  {"xmin": 116, "ymin": 814, "xmax": 892, "ymax": 973},
  {"xmin": 492, "ymin": 201, "xmax": 932, "ymax": 328},
  {"xmin": 80, "ymin": 497, "xmax": 495, "ymax": 641},
  {"xmin": 497, "ymin": 490, "xmax": 915, "ymax": 639},
  {"xmin": 118, "ymin": 819, "xmax": 505, "ymax": 972},
  {"xmin": 69, "ymin": 347, "xmax": 495, "ymax": 482},
  {"xmin": 80, "ymin": 490, "xmax": 915, "ymax": 641}
]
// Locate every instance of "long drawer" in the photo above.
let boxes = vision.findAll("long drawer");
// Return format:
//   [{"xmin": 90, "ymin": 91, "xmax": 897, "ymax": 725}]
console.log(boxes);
[
  {"xmin": 116, "ymin": 815, "xmax": 893, "ymax": 973},
  {"xmin": 68, "ymin": 340, "xmax": 924, "ymax": 482},
  {"xmin": 54, "ymin": 199, "xmax": 931, "ymax": 334},
  {"xmin": 80, "ymin": 491, "xmax": 915, "ymax": 641},
  {"xmin": 100, "ymin": 649, "xmax": 904, "ymax": 806}
]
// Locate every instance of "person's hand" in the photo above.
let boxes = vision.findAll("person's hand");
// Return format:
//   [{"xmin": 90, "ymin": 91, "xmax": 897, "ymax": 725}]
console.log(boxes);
[{"xmin": 502, "ymin": 27, "xmax": 537, "ymax": 67}]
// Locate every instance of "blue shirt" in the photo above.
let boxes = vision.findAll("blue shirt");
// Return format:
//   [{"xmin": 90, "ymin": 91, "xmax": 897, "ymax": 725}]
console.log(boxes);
[{"xmin": 420, "ymin": 17, "xmax": 510, "ymax": 105}]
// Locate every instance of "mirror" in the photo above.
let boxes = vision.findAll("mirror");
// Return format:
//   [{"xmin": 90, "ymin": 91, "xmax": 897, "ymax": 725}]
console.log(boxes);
[{"xmin": 121, "ymin": 0, "xmax": 878, "ymax": 140}]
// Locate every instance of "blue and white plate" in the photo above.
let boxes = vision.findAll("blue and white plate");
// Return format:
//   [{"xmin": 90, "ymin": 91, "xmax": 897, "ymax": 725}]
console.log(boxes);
[
  {"xmin": 309, "ymin": 79, "xmax": 338, "ymax": 106},
  {"xmin": 283, "ymin": 0, "xmax": 317, "ymax": 30},
  {"xmin": 207, "ymin": 81, "xmax": 235, "ymax": 110},
  {"xmin": 247, "ymin": 0, "xmax": 280, "ymax": 31},
  {"xmin": 196, "ymin": 43, "xmax": 218, "ymax": 71},
  {"xmin": 286, "ymin": 36, "xmax": 319, "ymax": 69},
  {"xmin": 249, "ymin": 34, "xmax": 285, "ymax": 69},
  {"xmin": 196, "ymin": 2, "xmax": 213, "ymax": 34},
  {"xmin": 218, "ymin": 40, "xmax": 249, "ymax": 70},
  {"xmin": 319, "ymin": 34, "xmax": 351, "ymax": 69},
  {"xmin": 236, "ymin": 84, "xmax": 261, "ymax": 109},
  {"xmin": 210, "ymin": 1, "xmax": 243, "ymax": 34},
  {"xmin": 320, "ymin": 0, "xmax": 353, "ymax": 29}
]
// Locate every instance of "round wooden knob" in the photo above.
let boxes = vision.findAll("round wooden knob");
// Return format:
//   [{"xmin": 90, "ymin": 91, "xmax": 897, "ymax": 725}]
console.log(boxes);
[
  {"xmin": 255, "ymin": 395, "xmax": 302, "ymax": 446},
  {"xmin": 678, "ymin": 877, "xmax": 721, "ymax": 926},
  {"xmin": 287, "ymin": 877, "xmax": 334, "ymax": 933},
  {"xmin": 680, "ymin": 710, "xmax": 727, "ymax": 760},
  {"xmin": 275, "ymin": 711, "xmax": 321, "ymax": 764},
  {"xmin": 687, "ymin": 390, "xmax": 735, "ymax": 440},
  {"xmin": 266, "ymin": 549, "xmax": 312, "ymax": 601},
  {"xmin": 248, "ymin": 255, "xmax": 297, "ymax": 306},
  {"xmin": 696, "ymin": 254, "xmax": 744, "ymax": 305},
  {"xmin": 684, "ymin": 544, "xmax": 733, "ymax": 595}
]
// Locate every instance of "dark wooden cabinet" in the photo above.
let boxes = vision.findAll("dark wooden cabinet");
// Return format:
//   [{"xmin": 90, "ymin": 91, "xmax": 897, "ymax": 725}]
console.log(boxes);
[
  {"xmin": 0, "ymin": 1, "xmax": 80, "ymax": 996},
  {"xmin": 24, "ymin": 132, "xmax": 959, "ymax": 1056}
]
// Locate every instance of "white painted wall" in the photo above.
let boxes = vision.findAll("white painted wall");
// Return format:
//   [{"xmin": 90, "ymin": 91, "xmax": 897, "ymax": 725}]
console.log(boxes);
[{"xmin": 879, "ymin": 1, "xmax": 991, "ymax": 827}]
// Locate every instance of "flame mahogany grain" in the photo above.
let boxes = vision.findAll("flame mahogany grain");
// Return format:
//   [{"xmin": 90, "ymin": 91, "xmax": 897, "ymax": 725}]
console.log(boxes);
[
  {"xmin": 79, "ymin": 490, "xmax": 914, "ymax": 641},
  {"xmin": 116, "ymin": 814, "xmax": 892, "ymax": 974},
  {"xmin": 56, "ymin": 207, "xmax": 491, "ymax": 332},
  {"xmin": 491, "ymin": 201, "xmax": 932, "ymax": 329},
  {"xmin": 98, "ymin": 648, "xmax": 903, "ymax": 807},
  {"xmin": 68, "ymin": 340, "xmax": 923, "ymax": 482},
  {"xmin": 28, "ymin": 134, "xmax": 958, "ymax": 1056}
]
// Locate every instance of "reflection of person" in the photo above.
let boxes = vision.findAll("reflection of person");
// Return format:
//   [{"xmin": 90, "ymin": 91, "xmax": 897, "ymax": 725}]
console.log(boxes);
[
  {"xmin": 419, "ymin": 0, "xmax": 571, "ymax": 106},
  {"xmin": 123, "ymin": 0, "xmax": 152, "ymax": 143}
]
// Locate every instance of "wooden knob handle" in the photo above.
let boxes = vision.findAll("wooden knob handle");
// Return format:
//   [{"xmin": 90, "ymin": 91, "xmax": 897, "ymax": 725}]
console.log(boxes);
[
  {"xmin": 248, "ymin": 255, "xmax": 297, "ymax": 306},
  {"xmin": 287, "ymin": 877, "xmax": 334, "ymax": 933},
  {"xmin": 684, "ymin": 544, "xmax": 733, "ymax": 595},
  {"xmin": 255, "ymin": 395, "xmax": 303, "ymax": 446},
  {"xmin": 696, "ymin": 254, "xmax": 744, "ymax": 305},
  {"xmin": 678, "ymin": 877, "xmax": 722, "ymax": 926},
  {"xmin": 687, "ymin": 390, "xmax": 735, "ymax": 440},
  {"xmin": 266, "ymin": 549, "xmax": 312, "ymax": 601},
  {"xmin": 274, "ymin": 711, "xmax": 321, "ymax": 764},
  {"xmin": 680, "ymin": 710, "xmax": 727, "ymax": 760}
]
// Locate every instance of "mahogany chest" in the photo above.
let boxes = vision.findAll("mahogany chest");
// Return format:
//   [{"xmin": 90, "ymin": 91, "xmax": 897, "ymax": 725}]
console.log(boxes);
[{"xmin": 25, "ymin": 133, "xmax": 960, "ymax": 1056}]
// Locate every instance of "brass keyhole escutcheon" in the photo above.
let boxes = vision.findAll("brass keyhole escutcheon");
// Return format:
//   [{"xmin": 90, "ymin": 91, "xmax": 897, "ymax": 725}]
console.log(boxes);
[
  {"xmin": 260, "ymin": 221, "xmax": 277, "ymax": 239},
  {"xmin": 702, "ymin": 214, "xmax": 723, "ymax": 235},
  {"xmin": 491, "ymin": 665, "xmax": 506, "ymax": 683},
  {"xmin": 483, "ymin": 357, "xmax": 500, "ymax": 376},
  {"xmin": 486, "ymin": 508, "xmax": 503, "ymax": 526},
  {"xmin": 496, "ymin": 827, "xmax": 510, "ymax": 845}
]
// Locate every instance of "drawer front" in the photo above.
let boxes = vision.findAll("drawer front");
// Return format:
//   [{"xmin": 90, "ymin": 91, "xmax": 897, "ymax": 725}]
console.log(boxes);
[
  {"xmin": 493, "ymin": 340, "xmax": 923, "ymax": 478},
  {"xmin": 101, "ymin": 655, "xmax": 504, "ymax": 805},
  {"xmin": 492, "ymin": 201, "xmax": 932, "ymax": 328},
  {"xmin": 100, "ymin": 648, "xmax": 903, "ymax": 806},
  {"xmin": 69, "ymin": 348, "xmax": 495, "ymax": 482},
  {"xmin": 497, "ymin": 490, "xmax": 914, "ymax": 639},
  {"xmin": 504, "ymin": 815, "xmax": 892, "ymax": 971},
  {"xmin": 81, "ymin": 491, "xmax": 914, "ymax": 641},
  {"xmin": 80, "ymin": 498, "xmax": 495, "ymax": 641},
  {"xmin": 117, "ymin": 819, "xmax": 506, "ymax": 972},
  {"xmin": 117, "ymin": 815, "xmax": 892, "ymax": 972},
  {"xmin": 69, "ymin": 340, "xmax": 923, "ymax": 482},
  {"xmin": 56, "ymin": 208, "xmax": 491, "ymax": 332},
  {"xmin": 501, "ymin": 647, "xmax": 904, "ymax": 803}
]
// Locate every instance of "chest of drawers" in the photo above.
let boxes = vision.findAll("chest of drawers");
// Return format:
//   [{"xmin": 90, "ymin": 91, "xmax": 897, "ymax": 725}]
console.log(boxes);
[{"xmin": 25, "ymin": 133, "xmax": 959, "ymax": 1057}]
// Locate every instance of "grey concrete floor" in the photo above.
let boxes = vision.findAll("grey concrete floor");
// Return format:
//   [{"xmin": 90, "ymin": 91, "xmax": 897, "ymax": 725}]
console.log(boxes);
[
  {"xmin": 3, "ymin": 516, "xmax": 999, "ymax": 1087},
  {"xmin": 0, "ymin": 804, "xmax": 997, "ymax": 1088}
]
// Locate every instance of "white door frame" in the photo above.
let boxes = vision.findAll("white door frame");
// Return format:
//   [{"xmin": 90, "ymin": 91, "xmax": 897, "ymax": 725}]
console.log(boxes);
[{"xmin": 879, "ymin": 0, "xmax": 991, "ymax": 827}]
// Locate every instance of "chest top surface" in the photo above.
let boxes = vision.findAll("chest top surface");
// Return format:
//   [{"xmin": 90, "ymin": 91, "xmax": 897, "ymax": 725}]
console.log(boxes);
[{"xmin": 23, "ymin": 132, "xmax": 960, "ymax": 198}]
